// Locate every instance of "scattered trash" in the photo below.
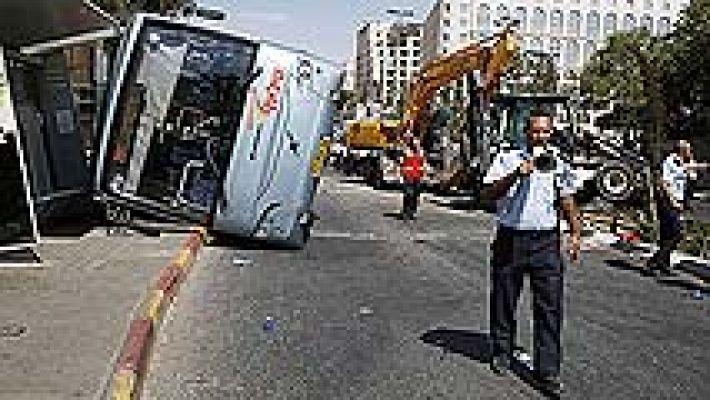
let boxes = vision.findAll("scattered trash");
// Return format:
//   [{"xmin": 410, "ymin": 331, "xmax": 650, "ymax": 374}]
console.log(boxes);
[
  {"xmin": 358, "ymin": 306, "xmax": 373, "ymax": 316},
  {"xmin": 617, "ymin": 231, "xmax": 641, "ymax": 243},
  {"xmin": 513, "ymin": 347, "xmax": 533, "ymax": 370},
  {"xmin": 233, "ymin": 258, "xmax": 253, "ymax": 266},
  {"xmin": 263, "ymin": 316, "xmax": 277, "ymax": 333},
  {"xmin": 0, "ymin": 323, "xmax": 27, "ymax": 339}
]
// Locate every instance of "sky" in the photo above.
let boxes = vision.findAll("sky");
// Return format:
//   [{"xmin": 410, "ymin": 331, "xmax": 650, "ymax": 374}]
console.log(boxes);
[{"xmin": 199, "ymin": 0, "xmax": 433, "ymax": 64}]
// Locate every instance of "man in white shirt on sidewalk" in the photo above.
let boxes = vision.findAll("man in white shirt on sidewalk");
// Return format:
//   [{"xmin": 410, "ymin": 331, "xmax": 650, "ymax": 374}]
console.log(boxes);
[{"xmin": 645, "ymin": 140, "xmax": 708, "ymax": 277}]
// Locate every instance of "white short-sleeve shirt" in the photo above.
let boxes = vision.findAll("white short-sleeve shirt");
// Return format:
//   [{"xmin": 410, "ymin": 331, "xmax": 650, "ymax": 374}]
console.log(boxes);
[
  {"xmin": 662, "ymin": 154, "xmax": 688, "ymax": 203},
  {"xmin": 483, "ymin": 147, "xmax": 576, "ymax": 230}
]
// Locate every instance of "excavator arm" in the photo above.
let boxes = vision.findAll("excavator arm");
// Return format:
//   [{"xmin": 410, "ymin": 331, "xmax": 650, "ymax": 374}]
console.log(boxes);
[{"xmin": 400, "ymin": 25, "xmax": 519, "ymax": 141}]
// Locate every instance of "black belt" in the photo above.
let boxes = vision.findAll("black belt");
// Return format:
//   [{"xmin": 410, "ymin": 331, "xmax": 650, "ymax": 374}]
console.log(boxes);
[{"xmin": 498, "ymin": 226, "xmax": 558, "ymax": 236}]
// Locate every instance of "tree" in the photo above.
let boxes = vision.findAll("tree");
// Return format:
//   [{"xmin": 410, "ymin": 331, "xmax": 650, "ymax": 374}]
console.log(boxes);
[
  {"xmin": 579, "ymin": 29, "xmax": 673, "ymax": 168},
  {"xmin": 665, "ymin": 0, "xmax": 710, "ymax": 154}
]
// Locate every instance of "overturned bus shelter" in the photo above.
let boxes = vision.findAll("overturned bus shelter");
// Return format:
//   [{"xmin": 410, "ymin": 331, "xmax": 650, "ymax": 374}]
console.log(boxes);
[
  {"xmin": 1, "ymin": 49, "xmax": 39, "ymax": 253},
  {"xmin": 0, "ymin": 0, "xmax": 121, "ymax": 231}
]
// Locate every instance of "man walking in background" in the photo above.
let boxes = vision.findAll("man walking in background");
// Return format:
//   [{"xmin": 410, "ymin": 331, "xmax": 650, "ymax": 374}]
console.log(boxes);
[
  {"xmin": 645, "ymin": 140, "xmax": 708, "ymax": 277},
  {"xmin": 401, "ymin": 139, "xmax": 425, "ymax": 220},
  {"xmin": 482, "ymin": 110, "xmax": 581, "ymax": 397}
]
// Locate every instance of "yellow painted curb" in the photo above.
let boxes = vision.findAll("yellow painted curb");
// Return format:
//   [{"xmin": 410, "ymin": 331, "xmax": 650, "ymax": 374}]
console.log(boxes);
[
  {"xmin": 141, "ymin": 289, "xmax": 167, "ymax": 326},
  {"xmin": 173, "ymin": 248, "xmax": 192, "ymax": 268},
  {"xmin": 111, "ymin": 370, "xmax": 137, "ymax": 400}
]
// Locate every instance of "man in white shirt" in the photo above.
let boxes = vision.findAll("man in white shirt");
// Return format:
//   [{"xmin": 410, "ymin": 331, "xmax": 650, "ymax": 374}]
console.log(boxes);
[
  {"xmin": 482, "ymin": 111, "xmax": 581, "ymax": 397},
  {"xmin": 645, "ymin": 140, "xmax": 707, "ymax": 276}
]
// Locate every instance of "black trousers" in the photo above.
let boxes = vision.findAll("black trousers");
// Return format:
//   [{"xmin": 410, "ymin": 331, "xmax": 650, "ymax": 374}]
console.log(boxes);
[
  {"xmin": 490, "ymin": 226, "xmax": 564, "ymax": 377},
  {"xmin": 402, "ymin": 181, "xmax": 421, "ymax": 218},
  {"xmin": 647, "ymin": 202, "xmax": 684, "ymax": 271}
]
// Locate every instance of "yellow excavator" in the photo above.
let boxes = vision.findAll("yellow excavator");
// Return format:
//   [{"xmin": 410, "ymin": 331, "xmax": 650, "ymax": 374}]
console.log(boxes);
[{"xmin": 392, "ymin": 24, "xmax": 520, "ymax": 192}]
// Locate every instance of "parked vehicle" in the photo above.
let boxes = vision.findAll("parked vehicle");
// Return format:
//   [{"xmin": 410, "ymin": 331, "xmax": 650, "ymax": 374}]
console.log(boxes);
[{"xmin": 94, "ymin": 14, "xmax": 342, "ymax": 248}]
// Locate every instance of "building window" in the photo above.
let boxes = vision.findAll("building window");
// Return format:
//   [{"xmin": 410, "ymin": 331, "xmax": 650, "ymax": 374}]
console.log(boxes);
[
  {"xmin": 460, "ymin": 32, "xmax": 468, "ymax": 40},
  {"xmin": 658, "ymin": 16, "xmax": 671, "ymax": 35},
  {"xmin": 663, "ymin": 1, "xmax": 670, "ymax": 10},
  {"xmin": 583, "ymin": 40, "xmax": 597, "ymax": 61},
  {"xmin": 400, "ymin": 50, "xmax": 409, "ymax": 57},
  {"xmin": 390, "ymin": 50, "xmax": 396, "ymax": 57},
  {"xmin": 514, "ymin": 7, "xmax": 528, "ymax": 33},
  {"xmin": 478, "ymin": 4, "xmax": 491, "ymax": 33},
  {"xmin": 445, "ymin": 2, "xmax": 451, "ymax": 13},
  {"xmin": 413, "ymin": 40, "xmax": 420, "ymax": 47},
  {"xmin": 591, "ymin": 0, "xmax": 600, "ymax": 5},
  {"xmin": 400, "ymin": 60, "xmax": 407, "ymax": 67},
  {"xmin": 497, "ymin": 4, "xmax": 510, "ymax": 24},
  {"xmin": 376, "ymin": 40, "xmax": 383, "ymax": 47},
  {"xmin": 587, "ymin": 11, "xmax": 600, "ymax": 38},
  {"xmin": 378, "ymin": 50, "xmax": 384, "ymax": 56},
  {"xmin": 569, "ymin": 10, "xmax": 582, "ymax": 36},
  {"xmin": 604, "ymin": 13, "xmax": 617, "ymax": 35},
  {"xmin": 443, "ymin": 19, "xmax": 451, "ymax": 27},
  {"xmin": 566, "ymin": 40, "xmax": 581, "ymax": 67},
  {"xmin": 532, "ymin": 7, "xmax": 547, "ymax": 34},
  {"xmin": 442, "ymin": 32, "xmax": 450, "ymax": 41},
  {"xmin": 550, "ymin": 38, "xmax": 562, "ymax": 64},
  {"xmin": 644, "ymin": 0, "xmax": 653, "ymax": 9},
  {"xmin": 641, "ymin": 15, "xmax": 654, "ymax": 32},
  {"xmin": 551, "ymin": 9, "xmax": 564, "ymax": 35},
  {"xmin": 461, "ymin": 18, "xmax": 469, "ymax": 27},
  {"xmin": 400, "ymin": 70, "xmax": 407, "ymax": 77},
  {"xmin": 413, "ymin": 49, "xmax": 420, "ymax": 57},
  {"xmin": 413, "ymin": 60, "xmax": 420, "ymax": 67},
  {"xmin": 609, "ymin": 0, "xmax": 617, "ymax": 5},
  {"xmin": 461, "ymin": 3, "xmax": 468, "ymax": 13},
  {"xmin": 623, "ymin": 14, "xmax": 637, "ymax": 31}
]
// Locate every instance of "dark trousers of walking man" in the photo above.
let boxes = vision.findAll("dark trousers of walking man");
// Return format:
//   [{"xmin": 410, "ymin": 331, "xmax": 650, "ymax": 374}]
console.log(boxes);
[
  {"xmin": 402, "ymin": 181, "xmax": 421, "ymax": 220},
  {"xmin": 490, "ymin": 227, "xmax": 564, "ymax": 377},
  {"xmin": 646, "ymin": 200, "xmax": 684, "ymax": 275}
]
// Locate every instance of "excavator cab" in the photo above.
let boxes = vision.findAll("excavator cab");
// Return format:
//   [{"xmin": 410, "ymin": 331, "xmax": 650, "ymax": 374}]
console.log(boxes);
[{"xmin": 484, "ymin": 93, "xmax": 575, "ymax": 168}]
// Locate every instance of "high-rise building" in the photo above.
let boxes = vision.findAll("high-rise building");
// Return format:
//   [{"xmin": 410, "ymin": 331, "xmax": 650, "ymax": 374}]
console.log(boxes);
[
  {"xmin": 354, "ymin": 20, "xmax": 423, "ymax": 117},
  {"xmin": 422, "ymin": 0, "xmax": 689, "ymax": 74}
]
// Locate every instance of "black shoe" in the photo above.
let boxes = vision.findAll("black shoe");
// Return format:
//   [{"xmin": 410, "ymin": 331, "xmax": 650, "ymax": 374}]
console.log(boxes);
[
  {"xmin": 641, "ymin": 268, "xmax": 659, "ymax": 278},
  {"xmin": 489, "ymin": 354, "xmax": 511, "ymax": 376},
  {"xmin": 533, "ymin": 374, "xmax": 564, "ymax": 398}
]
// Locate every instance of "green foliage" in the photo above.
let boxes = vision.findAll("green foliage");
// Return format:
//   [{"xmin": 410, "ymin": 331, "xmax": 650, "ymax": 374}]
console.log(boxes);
[
  {"xmin": 580, "ymin": 1, "xmax": 710, "ymax": 140},
  {"xmin": 679, "ymin": 218, "xmax": 710, "ymax": 257},
  {"xmin": 665, "ymin": 0, "xmax": 710, "ymax": 146},
  {"xmin": 580, "ymin": 29, "xmax": 672, "ymax": 131}
]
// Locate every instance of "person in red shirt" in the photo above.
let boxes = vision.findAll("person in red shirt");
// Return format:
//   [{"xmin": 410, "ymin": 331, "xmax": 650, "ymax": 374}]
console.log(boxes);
[{"xmin": 401, "ymin": 139, "xmax": 425, "ymax": 220}]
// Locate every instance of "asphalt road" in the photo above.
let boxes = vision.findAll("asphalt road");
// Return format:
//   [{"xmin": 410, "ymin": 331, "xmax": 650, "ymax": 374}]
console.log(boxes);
[{"xmin": 143, "ymin": 171, "xmax": 710, "ymax": 399}]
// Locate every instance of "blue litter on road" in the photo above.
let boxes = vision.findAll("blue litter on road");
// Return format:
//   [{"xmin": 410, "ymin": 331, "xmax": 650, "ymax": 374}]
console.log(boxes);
[{"xmin": 263, "ymin": 316, "xmax": 277, "ymax": 333}]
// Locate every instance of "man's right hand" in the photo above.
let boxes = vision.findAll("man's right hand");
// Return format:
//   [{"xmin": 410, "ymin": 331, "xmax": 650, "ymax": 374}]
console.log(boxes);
[{"xmin": 517, "ymin": 159, "xmax": 535, "ymax": 176}]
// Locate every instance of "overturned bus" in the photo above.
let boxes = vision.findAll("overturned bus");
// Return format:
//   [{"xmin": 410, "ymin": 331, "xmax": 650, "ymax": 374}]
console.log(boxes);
[{"xmin": 93, "ymin": 14, "xmax": 342, "ymax": 248}]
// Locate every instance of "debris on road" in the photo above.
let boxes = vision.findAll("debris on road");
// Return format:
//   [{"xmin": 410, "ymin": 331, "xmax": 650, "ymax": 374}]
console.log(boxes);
[
  {"xmin": 263, "ymin": 316, "xmax": 277, "ymax": 334},
  {"xmin": 0, "ymin": 322, "xmax": 27, "ymax": 339},
  {"xmin": 233, "ymin": 258, "xmax": 253, "ymax": 267},
  {"xmin": 358, "ymin": 306, "xmax": 374, "ymax": 316}
]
